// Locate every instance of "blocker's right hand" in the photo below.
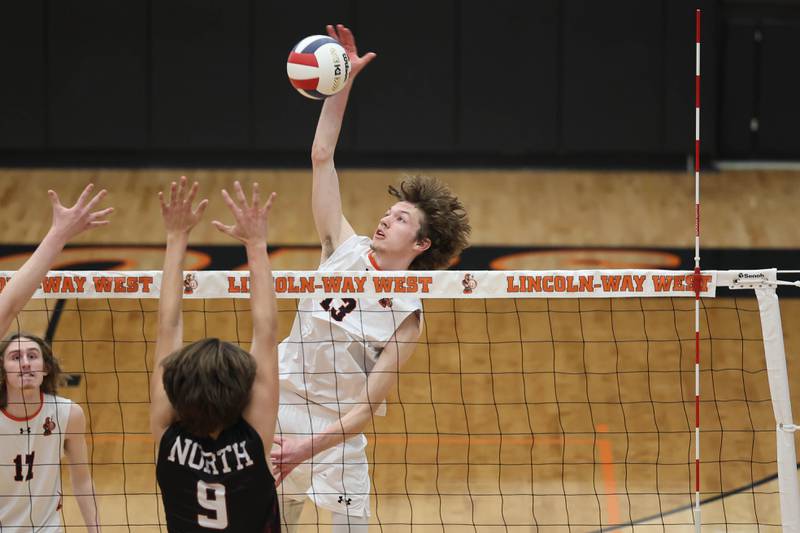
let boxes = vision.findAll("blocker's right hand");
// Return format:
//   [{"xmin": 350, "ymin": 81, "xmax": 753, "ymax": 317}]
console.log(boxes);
[
  {"xmin": 48, "ymin": 183, "xmax": 114, "ymax": 242},
  {"xmin": 158, "ymin": 176, "xmax": 208, "ymax": 236},
  {"xmin": 327, "ymin": 24, "xmax": 376, "ymax": 81},
  {"xmin": 212, "ymin": 181, "xmax": 276, "ymax": 246}
]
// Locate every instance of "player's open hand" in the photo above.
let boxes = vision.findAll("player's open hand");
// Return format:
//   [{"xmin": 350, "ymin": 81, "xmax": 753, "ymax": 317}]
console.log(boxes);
[
  {"xmin": 48, "ymin": 183, "xmax": 114, "ymax": 242},
  {"xmin": 158, "ymin": 176, "xmax": 208, "ymax": 237},
  {"xmin": 327, "ymin": 24, "xmax": 375, "ymax": 81},
  {"xmin": 212, "ymin": 181, "xmax": 276, "ymax": 246},
  {"xmin": 270, "ymin": 435, "xmax": 311, "ymax": 486}
]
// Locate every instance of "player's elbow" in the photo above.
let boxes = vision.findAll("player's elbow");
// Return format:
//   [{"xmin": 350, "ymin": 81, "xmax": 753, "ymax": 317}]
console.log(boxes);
[
  {"xmin": 258, "ymin": 311, "xmax": 278, "ymax": 341},
  {"xmin": 311, "ymin": 143, "xmax": 333, "ymax": 165},
  {"xmin": 254, "ymin": 324, "xmax": 277, "ymax": 353},
  {"xmin": 360, "ymin": 397, "xmax": 385, "ymax": 418},
  {"xmin": 69, "ymin": 470, "xmax": 94, "ymax": 495},
  {"xmin": 157, "ymin": 315, "xmax": 181, "ymax": 339},
  {"xmin": 263, "ymin": 329, "xmax": 278, "ymax": 350}
]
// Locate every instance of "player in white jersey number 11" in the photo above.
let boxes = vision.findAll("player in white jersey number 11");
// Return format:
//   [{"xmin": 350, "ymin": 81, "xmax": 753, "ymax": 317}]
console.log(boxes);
[{"xmin": 0, "ymin": 184, "xmax": 111, "ymax": 532}]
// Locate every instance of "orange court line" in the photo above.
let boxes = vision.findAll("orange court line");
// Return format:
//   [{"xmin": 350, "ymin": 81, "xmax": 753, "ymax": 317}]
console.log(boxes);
[{"xmin": 596, "ymin": 424, "xmax": 621, "ymax": 525}]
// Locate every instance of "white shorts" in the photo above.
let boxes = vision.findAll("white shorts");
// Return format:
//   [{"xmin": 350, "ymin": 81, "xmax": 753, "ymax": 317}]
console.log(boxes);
[{"xmin": 274, "ymin": 390, "xmax": 371, "ymax": 518}]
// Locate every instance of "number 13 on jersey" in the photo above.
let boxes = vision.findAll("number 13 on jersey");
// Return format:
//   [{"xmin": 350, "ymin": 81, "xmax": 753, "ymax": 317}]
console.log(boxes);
[{"xmin": 197, "ymin": 480, "xmax": 228, "ymax": 529}]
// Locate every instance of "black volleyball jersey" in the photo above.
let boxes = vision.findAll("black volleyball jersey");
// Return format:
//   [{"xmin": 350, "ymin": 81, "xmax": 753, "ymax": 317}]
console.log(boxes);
[{"xmin": 156, "ymin": 418, "xmax": 280, "ymax": 532}]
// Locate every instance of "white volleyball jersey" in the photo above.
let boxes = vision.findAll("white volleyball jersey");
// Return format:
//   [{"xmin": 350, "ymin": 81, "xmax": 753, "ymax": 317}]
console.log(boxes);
[
  {"xmin": 0, "ymin": 393, "xmax": 73, "ymax": 533},
  {"xmin": 279, "ymin": 235, "xmax": 422, "ymax": 416}
]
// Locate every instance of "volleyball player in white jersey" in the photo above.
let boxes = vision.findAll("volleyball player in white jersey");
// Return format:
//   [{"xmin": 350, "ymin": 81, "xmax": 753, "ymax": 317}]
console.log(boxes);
[
  {"xmin": 0, "ymin": 184, "xmax": 112, "ymax": 532},
  {"xmin": 270, "ymin": 25, "xmax": 471, "ymax": 532}
]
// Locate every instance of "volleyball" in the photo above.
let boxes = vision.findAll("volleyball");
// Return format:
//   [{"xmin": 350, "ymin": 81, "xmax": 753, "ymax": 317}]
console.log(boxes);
[{"xmin": 286, "ymin": 35, "xmax": 350, "ymax": 100}]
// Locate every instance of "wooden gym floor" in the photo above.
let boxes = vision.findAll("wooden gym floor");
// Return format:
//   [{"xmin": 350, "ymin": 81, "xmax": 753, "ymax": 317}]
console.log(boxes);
[{"xmin": 2, "ymin": 168, "xmax": 799, "ymax": 531}]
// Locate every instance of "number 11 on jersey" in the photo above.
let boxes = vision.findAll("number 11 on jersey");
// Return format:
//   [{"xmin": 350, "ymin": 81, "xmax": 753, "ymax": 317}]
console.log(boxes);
[{"xmin": 197, "ymin": 480, "xmax": 228, "ymax": 529}]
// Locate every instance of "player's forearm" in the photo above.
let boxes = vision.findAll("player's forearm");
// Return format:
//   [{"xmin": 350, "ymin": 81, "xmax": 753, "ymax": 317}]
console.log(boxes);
[
  {"xmin": 308, "ymin": 403, "xmax": 374, "ymax": 456},
  {"xmin": 306, "ymin": 319, "xmax": 420, "ymax": 455},
  {"xmin": 0, "ymin": 230, "xmax": 67, "ymax": 334},
  {"xmin": 310, "ymin": 84, "xmax": 352, "ymax": 163},
  {"xmin": 72, "ymin": 477, "xmax": 101, "ymax": 532},
  {"xmin": 156, "ymin": 234, "xmax": 187, "ymax": 349},
  {"xmin": 310, "ymin": 86, "xmax": 352, "ymax": 248},
  {"xmin": 77, "ymin": 495, "xmax": 100, "ymax": 532},
  {"xmin": 246, "ymin": 242, "xmax": 277, "ymax": 346}
]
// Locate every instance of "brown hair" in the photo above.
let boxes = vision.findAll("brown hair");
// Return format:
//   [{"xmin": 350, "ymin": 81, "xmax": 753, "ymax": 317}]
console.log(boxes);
[
  {"xmin": 388, "ymin": 175, "xmax": 471, "ymax": 270},
  {"xmin": 161, "ymin": 338, "xmax": 257, "ymax": 437},
  {"xmin": 0, "ymin": 333, "xmax": 62, "ymax": 409}
]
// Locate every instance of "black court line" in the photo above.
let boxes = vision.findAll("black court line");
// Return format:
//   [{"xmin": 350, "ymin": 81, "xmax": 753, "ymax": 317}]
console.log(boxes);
[
  {"xmin": 44, "ymin": 299, "xmax": 66, "ymax": 345},
  {"xmin": 589, "ymin": 463, "xmax": 800, "ymax": 532},
  {"xmin": 45, "ymin": 298, "xmax": 81, "ymax": 386}
]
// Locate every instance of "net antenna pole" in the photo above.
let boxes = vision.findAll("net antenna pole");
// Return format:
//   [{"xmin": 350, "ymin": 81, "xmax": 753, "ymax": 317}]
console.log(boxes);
[{"xmin": 693, "ymin": 8, "xmax": 702, "ymax": 532}]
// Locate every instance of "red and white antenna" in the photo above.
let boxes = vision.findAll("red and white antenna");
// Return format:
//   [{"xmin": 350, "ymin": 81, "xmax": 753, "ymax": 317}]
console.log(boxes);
[{"xmin": 693, "ymin": 8, "xmax": 702, "ymax": 532}]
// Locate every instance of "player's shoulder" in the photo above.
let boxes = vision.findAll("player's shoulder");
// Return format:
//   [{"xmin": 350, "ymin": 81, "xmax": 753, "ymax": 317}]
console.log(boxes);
[
  {"xmin": 59, "ymin": 397, "xmax": 86, "ymax": 432},
  {"xmin": 156, "ymin": 422, "xmax": 181, "ymax": 453},
  {"xmin": 45, "ymin": 393, "xmax": 77, "ymax": 415}
]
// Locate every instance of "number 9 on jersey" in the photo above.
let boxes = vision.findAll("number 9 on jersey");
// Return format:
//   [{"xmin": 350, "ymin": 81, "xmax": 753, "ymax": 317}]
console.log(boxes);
[{"xmin": 197, "ymin": 480, "xmax": 228, "ymax": 529}]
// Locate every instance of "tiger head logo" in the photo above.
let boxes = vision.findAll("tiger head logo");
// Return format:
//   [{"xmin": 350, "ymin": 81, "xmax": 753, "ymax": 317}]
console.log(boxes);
[{"xmin": 43, "ymin": 416, "xmax": 56, "ymax": 436}]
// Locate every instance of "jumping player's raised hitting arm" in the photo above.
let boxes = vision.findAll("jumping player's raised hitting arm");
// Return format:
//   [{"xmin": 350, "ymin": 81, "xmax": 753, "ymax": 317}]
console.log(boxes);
[
  {"xmin": 0, "ymin": 184, "xmax": 112, "ymax": 337},
  {"xmin": 311, "ymin": 24, "xmax": 376, "ymax": 261},
  {"xmin": 150, "ymin": 177, "xmax": 208, "ymax": 443},
  {"xmin": 212, "ymin": 182, "xmax": 280, "ymax": 447},
  {"xmin": 271, "ymin": 312, "xmax": 421, "ymax": 485}
]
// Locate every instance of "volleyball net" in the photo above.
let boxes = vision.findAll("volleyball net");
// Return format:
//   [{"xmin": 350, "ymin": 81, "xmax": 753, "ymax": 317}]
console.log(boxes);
[{"xmin": 3, "ymin": 268, "xmax": 799, "ymax": 532}]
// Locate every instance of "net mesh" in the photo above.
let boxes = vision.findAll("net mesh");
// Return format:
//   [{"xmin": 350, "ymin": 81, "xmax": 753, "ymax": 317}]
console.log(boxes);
[{"xmin": 2, "ymin": 279, "xmax": 787, "ymax": 532}]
